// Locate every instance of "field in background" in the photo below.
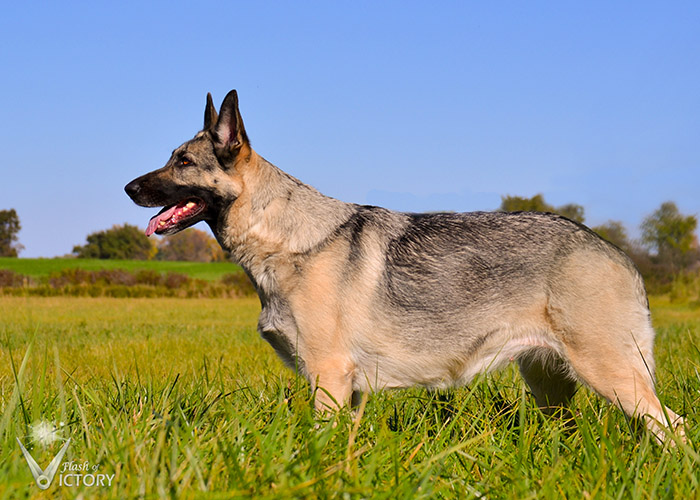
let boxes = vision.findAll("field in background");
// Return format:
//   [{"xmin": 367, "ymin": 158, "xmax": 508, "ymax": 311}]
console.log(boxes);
[
  {"xmin": 0, "ymin": 258, "xmax": 255, "ymax": 298},
  {"xmin": 0, "ymin": 257, "xmax": 241, "ymax": 282},
  {"xmin": 0, "ymin": 295, "xmax": 698, "ymax": 498}
]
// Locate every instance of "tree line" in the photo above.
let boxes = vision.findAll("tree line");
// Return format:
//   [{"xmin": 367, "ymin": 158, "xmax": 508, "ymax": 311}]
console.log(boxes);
[
  {"xmin": 2, "ymin": 199, "xmax": 699, "ymax": 291},
  {"xmin": 0, "ymin": 209, "xmax": 23, "ymax": 257},
  {"xmin": 0, "ymin": 208, "xmax": 226, "ymax": 262},
  {"xmin": 499, "ymin": 195, "xmax": 699, "ymax": 291},
  {"xmin": 71, "ymin": 224, "xmax": 228, "ymax": 262}
]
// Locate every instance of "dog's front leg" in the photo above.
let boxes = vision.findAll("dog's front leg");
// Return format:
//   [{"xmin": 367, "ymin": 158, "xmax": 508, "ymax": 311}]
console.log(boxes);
[{"xmin": 308, "ymin": 357, "xmax": 356, "ymax": 413}]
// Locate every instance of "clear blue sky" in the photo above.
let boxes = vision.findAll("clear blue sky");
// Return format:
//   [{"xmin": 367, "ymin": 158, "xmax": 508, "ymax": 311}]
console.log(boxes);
[{"xmin": 2, "ymin": 1, "xmax": 699, "ymax": 258}]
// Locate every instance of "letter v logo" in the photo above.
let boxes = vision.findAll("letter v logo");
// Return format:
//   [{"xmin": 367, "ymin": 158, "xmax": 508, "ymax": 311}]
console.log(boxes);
[{"xmin": 17, "ymin": 437, "xmax": 71, "ymax": 490}]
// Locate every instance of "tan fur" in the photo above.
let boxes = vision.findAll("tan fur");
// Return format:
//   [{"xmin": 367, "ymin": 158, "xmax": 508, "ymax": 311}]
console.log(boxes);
[{"xmin": 545, "ymin": 251, "xmax": 685, "ymax": 442}]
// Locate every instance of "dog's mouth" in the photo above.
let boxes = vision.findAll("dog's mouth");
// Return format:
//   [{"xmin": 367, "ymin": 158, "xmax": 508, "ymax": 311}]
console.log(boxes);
[{"xmin": 145, "ymin": 198, "xmax": 206, "ymax": 236}]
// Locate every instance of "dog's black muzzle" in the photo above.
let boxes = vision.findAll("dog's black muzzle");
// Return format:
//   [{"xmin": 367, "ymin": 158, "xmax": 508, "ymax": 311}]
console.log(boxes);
[
  {"xmin": 124, "ymin": 178, "xmax": 142, "ymax": 200},
  {"xmin": 124, "ymin": 173, "xmax": 172, "ymax": 208}
]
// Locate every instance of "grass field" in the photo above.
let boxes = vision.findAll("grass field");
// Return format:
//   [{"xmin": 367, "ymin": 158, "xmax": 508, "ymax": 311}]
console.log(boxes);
[
  {"xmin": 0, "ymin": 295, "xmax": 698, "ymax": 499},
  {"xmin": 0, "ymin": 257, "xmax": 241, "ymax": 282}
]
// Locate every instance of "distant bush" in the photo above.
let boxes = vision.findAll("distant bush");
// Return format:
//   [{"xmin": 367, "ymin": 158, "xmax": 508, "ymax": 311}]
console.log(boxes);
[
  {"xmin": 0, "ymin": 268, "xmax": 255, "ymax": 298},
  {"xmin": 221, "ymin": 272, "xmax": 256, "ymax": 296},
  {"xmin": 134, "ymin": 269, "xmax": 162, "ymax": 286},
  {"xmin": 0, "ymin": 269, "xmax": 33, "ymax": 287},
  {"xmin": 73, "ymin": 224, "xmax": 156, "ymax": 260},
  {"xmin": 165, "ymin": 272, "xmax": 191, "ymax": 289},
  {"xmin": 157, "ymin": 228, "xmax": 228, "ymax": 262},
  {"xmin": 668, "ymin": 271, "xmax": 700, "ymax": 304},
  {"xmin": 499, "ymin": 194, "xmax": 585, "ymax": 223}
]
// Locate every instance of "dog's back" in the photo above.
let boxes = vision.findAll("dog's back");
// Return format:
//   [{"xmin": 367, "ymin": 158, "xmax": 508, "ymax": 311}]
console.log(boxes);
[
  {"xmin": 324, "ymin": 209, "xmax": 637, "ymax": 377},
  {"xmin": 379, "ymin": 210, "xmax": 637, "ymax": 314}
]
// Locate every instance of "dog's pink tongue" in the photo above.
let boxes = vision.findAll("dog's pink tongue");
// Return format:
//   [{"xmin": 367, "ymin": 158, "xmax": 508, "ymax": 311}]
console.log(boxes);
[{"xmin": 146, "ymin": 205, "xmax": 178, "ymax": 236}]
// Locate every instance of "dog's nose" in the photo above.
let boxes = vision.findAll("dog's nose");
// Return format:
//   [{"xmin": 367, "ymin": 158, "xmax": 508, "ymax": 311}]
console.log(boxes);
[{"xmin": 124, "ymin": 179, "xmax": 141, "ymax": 199}]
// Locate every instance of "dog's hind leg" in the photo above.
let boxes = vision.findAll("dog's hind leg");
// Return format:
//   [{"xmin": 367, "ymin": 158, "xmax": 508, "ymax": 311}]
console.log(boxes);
[
  {"xmin": 547, "ymin": 254, "xmax": 685, "ymax": 443},
  {"xmin": 549, "ymin": 301, "xmax": 684, "ymax": 442},
  {"xmin": 518, "ymin": 349, "xmax": 578, "ymax": 419},
  {"xmin": 562, "ymin": 329, "xmax": 685, "ymax": 444}
]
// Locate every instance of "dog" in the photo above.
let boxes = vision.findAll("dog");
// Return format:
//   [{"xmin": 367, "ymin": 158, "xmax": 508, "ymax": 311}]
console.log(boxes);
[{"xmin": 125, "ymin": 90, "xmax": 684, "ymax": 442}]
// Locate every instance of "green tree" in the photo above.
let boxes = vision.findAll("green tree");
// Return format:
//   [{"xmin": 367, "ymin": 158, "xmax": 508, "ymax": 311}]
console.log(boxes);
[
  {"xmin": 591, "ymin": 220, "xmax": 658, "ymax": 282},
  {"xmin": 499, "ymin": 194, "xmax": 552, "ymax": 213},
  {"xmin": 592, "ymin": 220, "xmax": 631, "ymax": 251},
  {"xmin": 555, "ymin": 204, "xmax": 585, "ymax": 224},
  {"xmin": 157, "ymin": 228, "xmax": 227, "ymax": 262},
  {"xmin": 641, "ymin": 201, "xmax": 698, "ymax": 273},
  {"xmin": 0, "ymin": 209, "xmax": 23, "ymax": 257},
  {"xmin": 73, "ymin": 224, "xmax": 155, "ymax": 260},
  {"xmin": 499, "ymin": 194, "xmax": 585, "ymax": 223}
]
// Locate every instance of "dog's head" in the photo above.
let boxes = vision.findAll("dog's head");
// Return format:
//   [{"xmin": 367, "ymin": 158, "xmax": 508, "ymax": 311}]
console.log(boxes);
[{"xmin": 125, "ymin": 90, "xmax": 250, "ymax": 236}]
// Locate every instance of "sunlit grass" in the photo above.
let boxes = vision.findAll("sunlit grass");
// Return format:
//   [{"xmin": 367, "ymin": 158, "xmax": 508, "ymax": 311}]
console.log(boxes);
[{"xmin": 0, "ymin": 296, "xmax": 698, "ymax": 499}]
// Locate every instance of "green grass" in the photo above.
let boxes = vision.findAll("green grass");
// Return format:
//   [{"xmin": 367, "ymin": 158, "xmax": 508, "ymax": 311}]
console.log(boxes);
[
  {"xmin": 0, "ymin": 296, "xmax": 698, "ymax": 499},
  {"xmin": 0, "ymin": 257, "xmax": 242, "ymax": 282}
]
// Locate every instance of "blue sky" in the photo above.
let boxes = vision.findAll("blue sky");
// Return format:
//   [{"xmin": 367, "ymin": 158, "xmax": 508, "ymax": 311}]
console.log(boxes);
[{"xmin": 2, "ymin": 1, "xmax": 699, "ymax": 257}]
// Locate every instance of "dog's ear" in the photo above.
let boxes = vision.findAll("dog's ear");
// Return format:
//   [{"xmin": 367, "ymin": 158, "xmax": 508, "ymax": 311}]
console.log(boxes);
[
  {"xmin": 204, "ymin": 93, "xmax": 218, "ymax": 132},
  {"xmin": 213, "ymin": 90, "xmax": 249, "ymax": 157}
]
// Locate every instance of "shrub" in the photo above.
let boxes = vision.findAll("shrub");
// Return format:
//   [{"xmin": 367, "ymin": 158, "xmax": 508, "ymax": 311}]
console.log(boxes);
[
  {"xmin": 165, "ymin": 272, "xmax": 191, "ymax": 289},
  {"xmin": 73, "ymin": 224, "xmax": 155, "ymax": 260},
  {"xmin": 0, "ymin": 269, "xmax": 31, "ymax": 287},
  {"xmin": 220, "ymin": 272, "xmax": 256, "ymax": 296},
  {"xmin": 668, "ymin": 271, "xmax": 700, "ymax": 304},
  {"xmin": 134, "ymin": 270, "xmax": 162, "ymax": 286},
  {"xmin": 1, "ymin": 267, "xmax": 255, "ymax": 298}
]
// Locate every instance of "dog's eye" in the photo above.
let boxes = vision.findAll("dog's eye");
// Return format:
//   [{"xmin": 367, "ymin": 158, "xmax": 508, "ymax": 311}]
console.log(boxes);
[{"xmin": 180, "ymin": 158, "xmax": 193, "ymax": 167}]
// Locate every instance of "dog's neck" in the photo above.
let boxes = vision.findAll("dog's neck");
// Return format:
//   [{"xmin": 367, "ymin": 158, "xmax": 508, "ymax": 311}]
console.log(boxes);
[{"xmin": 212, "ymin": 152, "xmax": 355, "ymax": 279}]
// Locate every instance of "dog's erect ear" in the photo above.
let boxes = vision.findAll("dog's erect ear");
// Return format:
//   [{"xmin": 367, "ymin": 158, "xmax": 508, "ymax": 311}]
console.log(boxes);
[
  {"xmin": 213, "ymin": 90, "xmax": 249, "ymax": 156},
  {"xmin": 204, "ymin": 93, "xmax": 218, "ymax": 132}
]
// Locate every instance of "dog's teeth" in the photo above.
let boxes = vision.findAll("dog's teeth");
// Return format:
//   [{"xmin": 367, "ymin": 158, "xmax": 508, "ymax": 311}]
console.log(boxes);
[
  {"xmin": 186, "ymin": 202, "xmax": 196, "ymax": 209},
  {"xmin": 182, "ymin": 206, "xmax": 189, "ymax": 213}
]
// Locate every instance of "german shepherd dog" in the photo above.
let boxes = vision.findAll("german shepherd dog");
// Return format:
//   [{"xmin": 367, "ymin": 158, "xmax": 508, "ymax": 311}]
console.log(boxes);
[{"xmin": 126, "ymin": 90, "xmax": 684, "ymax": 442}]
